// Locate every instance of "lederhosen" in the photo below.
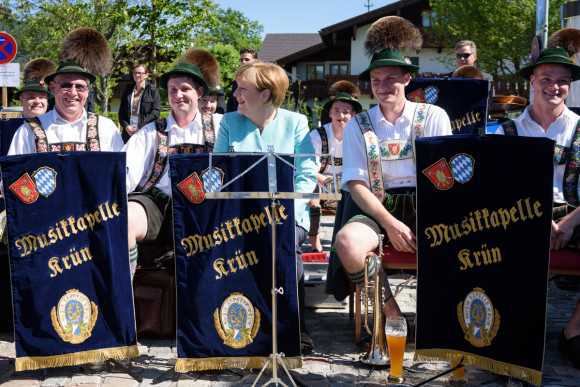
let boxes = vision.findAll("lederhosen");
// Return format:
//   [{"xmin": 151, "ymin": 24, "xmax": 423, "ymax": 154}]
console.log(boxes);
[
  {"xmin": 25, "ymin": 112, "xmax": 101, "ymax": 152},
  {"xmin": 503, "ymin": 118, "xmax": 580, "ymax": 246},
  {"xmin": 347, "ymin": 104, "xmax": 431, "ymax": 237}
]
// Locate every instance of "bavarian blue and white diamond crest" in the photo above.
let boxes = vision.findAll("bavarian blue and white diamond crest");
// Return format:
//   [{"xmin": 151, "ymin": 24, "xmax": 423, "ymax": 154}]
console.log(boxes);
[
  {"xmin": 33, "ymin": 167, "xmax": 57, "ymax": 197},
  {"xmin": 424, "ymin": 86, "xmax": 439, "ymax": 104},
  {"xmin": 450, "ymin": 155, "xmax": 474, "ymax": 183},
  {"xmin": 202, "ymin": 167, "xmax": 224, "ymax": 192}
]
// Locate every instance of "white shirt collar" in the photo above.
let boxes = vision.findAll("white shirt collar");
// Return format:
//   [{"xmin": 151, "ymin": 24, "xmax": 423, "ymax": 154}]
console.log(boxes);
[
  {"xmin": 166, "ymin": 110, "xmax": 202, "ymax": 132},
  {"xmin": 51, "ymin": 108, "xmax": 88, "ymax": 125},
  {"xmin": 521, "ymin": 104, "xmax": 576, "ymax": 126},
  {"xmin": 373, "ymin": 101, "xmax": 414, "ymax": 126}
]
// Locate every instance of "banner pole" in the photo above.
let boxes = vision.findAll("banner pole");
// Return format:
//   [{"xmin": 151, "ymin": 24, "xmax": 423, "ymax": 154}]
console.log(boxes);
[
  {"xmin": 2, "ymin": 87, "xmax": 7, "ymax": 108},
  {"xmin": 251, "ymin": 150, "xmax": 297, "ymax": 387}
]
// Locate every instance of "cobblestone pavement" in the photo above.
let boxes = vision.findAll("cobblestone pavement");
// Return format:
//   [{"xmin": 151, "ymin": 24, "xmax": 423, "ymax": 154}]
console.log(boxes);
[{"xmin": 1, "ymin": 216, "xmax": 579, "ymax": 386}]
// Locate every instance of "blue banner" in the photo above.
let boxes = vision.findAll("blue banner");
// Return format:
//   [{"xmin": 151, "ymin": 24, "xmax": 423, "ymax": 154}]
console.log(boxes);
[
  {"xmin": 414, "ymin": 135, "xmax": 553, "ymax": 385},
  {"xmin": 406, "ymin": 78, "xmax": 490, "ymax": 134},
  {"xmin": 170, "ymin": 154, "xmax": 300, "ymax": 371},
  {"xmin": 0, "ymin": 151, "xmax": 137, "ymax": 371}
]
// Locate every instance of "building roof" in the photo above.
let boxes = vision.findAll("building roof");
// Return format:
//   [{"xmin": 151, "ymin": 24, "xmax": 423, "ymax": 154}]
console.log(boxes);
[{"xmin": 259, "ymin": 33, "xmax": 323, "ymax": 63}]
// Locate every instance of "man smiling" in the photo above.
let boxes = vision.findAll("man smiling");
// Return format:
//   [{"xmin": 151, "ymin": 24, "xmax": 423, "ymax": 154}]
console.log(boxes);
[
  {"xmin": 496, "ymin": 47, "xmax": 580, "ymax": 367},
  {"xmin": 8, "ymin": 29, "xmax": 123, "ymax": 155},
  {"xmin": 123, "ymin": 49, "xmax": 220, "ymax": 276},
  {"xmin": 328, "ymin": 16, "xmax": 452, "ymax": 319}
]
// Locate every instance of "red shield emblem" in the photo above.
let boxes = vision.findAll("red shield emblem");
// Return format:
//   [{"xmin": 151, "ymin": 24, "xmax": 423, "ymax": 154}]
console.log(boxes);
[
  {"xmin": 422, "ymin": 158, "xmax": 454, "ymax": 190},
  {"xmin": 9, "ymin": 173, "xmax": 39, "ymax": 204},
  {"xmin": 406, "ymin": 89, "xmax": 426, "ymax": 103},
  {"xmin": 178, "ymin": 172, "xmax": 205, "ymax": 204},
  {"xmin": 388, "ymin": 143, "xmax": 401, "ymax": 156},
  {"xmin": 64, "ymin": 143, "xmax": 75, "ymax": 151}
]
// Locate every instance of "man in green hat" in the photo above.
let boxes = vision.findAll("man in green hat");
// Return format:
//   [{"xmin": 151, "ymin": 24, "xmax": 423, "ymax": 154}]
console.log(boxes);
[
  {"xmin": 124, "ymin": 49, "xmax": 219, "ymax": 276},
  {"xmin": 13, "ymin": 58, "xmax": 55, "ymax": 119},
  {"xmin": 307, "ymin": 81, "xmax": 362, "ymax": 252},
  {"xmin": 329, "ymin": 16, "xmax": 452, "ymax": 320},
  {"xmin": 8, "ymin": 60, "xmax": 123, "ymax": 155},
  {"xmin": 496, "ymin": 46, "xmax": 580, "ymax": 367},
  {"xmin": 14, "ymin": 81, "xmax": 52, "ymax": 119}
]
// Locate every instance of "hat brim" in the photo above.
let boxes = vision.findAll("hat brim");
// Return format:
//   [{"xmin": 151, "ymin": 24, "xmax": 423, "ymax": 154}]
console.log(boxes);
[
  {"xmin": 14, "ymin": 85, "xmax": 54, "ymax": 100},
  {"xmin": 323, "ymin": 96, "xmax": 362, "ymax": 114},
  {"xmin": 44, "ymin": 68, "xmax": 96, "ymax": 84},
  {"xmin": 520, "ymin": 63, "xmax": 580, "ymax": 82},
  {"xmin": 159, "ymin": 70, "xmax": 209, "ymax": 97},
  {"xmin": 358, "ymin": 59, "xmax": 420, "ymax": 81}
]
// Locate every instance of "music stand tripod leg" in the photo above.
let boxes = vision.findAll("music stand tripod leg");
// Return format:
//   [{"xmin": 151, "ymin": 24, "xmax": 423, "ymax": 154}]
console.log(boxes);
[
  {"xmin": 106, "ymin": 358, "xmax": 143, "ymax": 382},
  {"xmin": 0, "ymin": 366, "xmax": 14, "ymax": 384},
  {"xmin": 251, "ymin": 193, "xmax": 298, "ymax": 387}
]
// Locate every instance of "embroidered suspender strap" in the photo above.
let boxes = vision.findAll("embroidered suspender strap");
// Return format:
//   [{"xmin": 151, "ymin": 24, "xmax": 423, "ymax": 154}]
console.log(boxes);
[
  {"xmin": 25, "ymin": 117, "xmax": 49, "ymax": 153},
  {"xmin": 503, "ymin": 119, "xmax": 567, "ymax": 165},
  {"xmin": 201, "ymin": 113, "xmax": 216, "ymax": 152},
  {"xmin": 26, "ymin": 113, "xmax": 101, "ymax": 153},
  {"xmin": 501, "ymin": 120, "xmax": 518, "ymax": 136},
  {"xmin": 355, "ymin": 111, "xmax": 385, "ymax": 203},
  {"xmin": 316, "ymin": 127, "xmax": 330, "ymax": 174},
  {"xmin": 85, "ymin": 112, "xmax": 100, "ymax": 151},
  {"xmin": 138, "ymin": 118, "xmax": 169, "ymax": 193},
  {"xmin": 563, "ymin": 119, "xmax": 580, "ymax": 207},
  {"xmin": 410, "ymin": 103, "xmax": 431, "ymax": 166}
]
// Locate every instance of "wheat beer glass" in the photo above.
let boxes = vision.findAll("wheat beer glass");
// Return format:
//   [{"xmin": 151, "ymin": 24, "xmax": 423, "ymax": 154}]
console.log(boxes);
[{"xmin": 385, "ymin": 316, "xmax": 407, "ymax": 384}]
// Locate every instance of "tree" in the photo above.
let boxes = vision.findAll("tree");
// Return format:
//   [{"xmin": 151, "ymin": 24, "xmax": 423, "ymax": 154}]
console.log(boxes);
[
  {"xmin": 193, "ymin": 7, "xmax": 264, "ymax": 89},
  {"xmin": 428, "ymin": 0, "xmax": 568, "ymax": 96},
  {"xmin": 0, "ymin": 0, "xmax": 217, "ymax": 113},
  {"xmin": 126, "ymin": 0, "xmax": 217, "ymax": 86},
  {"xmin": 197, "ymin": 7, "xmax": 263, "ymax": 51}
]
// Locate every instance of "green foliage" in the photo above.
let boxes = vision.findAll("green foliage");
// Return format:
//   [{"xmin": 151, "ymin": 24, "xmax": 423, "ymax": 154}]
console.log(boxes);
[
  {"xmin": 0, "ymin": 0, "xmax": 217, "ymax": 113},
  {"xmin": 195, "ymin": 7, "xmax": 263, "ymax": 51},
  {"xmin": 428, "ymin": 0, "xmax": 568, "ymax": 96},
  {"xmin": 206, "ymin": 43, "xmax": 239, "ymax": 88}
]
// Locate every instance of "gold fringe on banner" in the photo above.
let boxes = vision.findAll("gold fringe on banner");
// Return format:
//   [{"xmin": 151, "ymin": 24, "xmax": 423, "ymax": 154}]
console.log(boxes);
[
  {"xmin": 414, "ymin": 349, "xmax": 542, "ymax": 386},
  {"xmin": 175, "ymin": 356, "xmax": 302, "ymax": 372},
  {"xmin": 15, "ymin": 345, "xmax": 139, "ymax": 372}
]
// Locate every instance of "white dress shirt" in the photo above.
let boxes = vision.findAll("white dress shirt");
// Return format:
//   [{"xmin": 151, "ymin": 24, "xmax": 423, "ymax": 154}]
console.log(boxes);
[{"xmin": 341, "ymin": 101, "xmax": 453, "ymax": 191}]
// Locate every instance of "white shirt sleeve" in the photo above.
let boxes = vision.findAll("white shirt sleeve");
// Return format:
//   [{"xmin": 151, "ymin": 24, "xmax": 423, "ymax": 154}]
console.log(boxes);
[
  {"xmin": 341, "ymin": 117, "xmax": 369, "ymax": 190},
  {"xmin": 122, "ymin": 122, "xmax": 157, "ymax": 193}
]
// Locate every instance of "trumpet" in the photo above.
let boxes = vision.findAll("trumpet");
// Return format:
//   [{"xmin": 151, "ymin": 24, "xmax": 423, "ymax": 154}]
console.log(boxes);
[{"xmin": 360, "ymin": 235, "xmax": 389, "ymax": 365}]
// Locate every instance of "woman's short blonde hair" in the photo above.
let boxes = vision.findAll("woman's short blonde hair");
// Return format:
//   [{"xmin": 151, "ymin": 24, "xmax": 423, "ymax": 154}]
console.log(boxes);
[{"xmin": 235, "ymin": 62, "xmax": 289, "ymax": 108}]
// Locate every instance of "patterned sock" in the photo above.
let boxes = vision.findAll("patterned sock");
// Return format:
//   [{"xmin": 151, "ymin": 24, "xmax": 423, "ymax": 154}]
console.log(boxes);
[
  {"xmin": 346, "ymin": 256, "xmax": 376, "ymax": 287},
  {"xmin": 129, "ymin": 246, "xmax": 138, "ymax": 279}
]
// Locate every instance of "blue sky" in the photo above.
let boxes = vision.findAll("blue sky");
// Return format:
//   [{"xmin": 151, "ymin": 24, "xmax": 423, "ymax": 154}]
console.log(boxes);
[{"xmin": 215, "ymin": 0, "xmax": 396, "ymax": 35}]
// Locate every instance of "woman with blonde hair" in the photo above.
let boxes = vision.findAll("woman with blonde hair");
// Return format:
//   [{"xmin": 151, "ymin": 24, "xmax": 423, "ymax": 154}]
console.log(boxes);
[{"xmin": 214, "ymin": 62, "xmax": 317, "ymax": 355}]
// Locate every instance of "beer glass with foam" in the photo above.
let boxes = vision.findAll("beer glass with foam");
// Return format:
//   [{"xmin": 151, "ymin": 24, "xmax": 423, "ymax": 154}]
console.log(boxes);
[{"xmin": 385, "ymin": 316, "xmax": 407, "ymax": 384}]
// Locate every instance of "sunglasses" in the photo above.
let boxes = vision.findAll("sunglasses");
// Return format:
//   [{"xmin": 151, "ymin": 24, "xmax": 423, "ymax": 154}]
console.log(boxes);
[{"xmin": 456, "ymin": 53, "xmax": 474, "ymax": 59}]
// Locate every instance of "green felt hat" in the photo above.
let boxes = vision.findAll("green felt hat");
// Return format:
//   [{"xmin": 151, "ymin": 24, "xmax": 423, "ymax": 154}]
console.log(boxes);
[
  {"xmin": 520, "ymin": 47, "xmax": 580, "ymax": 81},
  {"xmin": 358, "ymin": 48, "xmax": 420, "ymax": 81},
  {"xmin": 14, "ymin": 80, "xmax": 53, "ymax": 100},
  {"xmin": 159, "ymin": 62, "xmax": 209, "ymax": 96},
  {"xmin": 44, "ymin": 60, "xmax": 96, "ymax": 84},
  {"xmin": 323, "ymin": 92, "xmax": 362, "ymax": 114},
  {"xmin": 208, "ymin": 86, "xmax": 224, "ymax": 96}
]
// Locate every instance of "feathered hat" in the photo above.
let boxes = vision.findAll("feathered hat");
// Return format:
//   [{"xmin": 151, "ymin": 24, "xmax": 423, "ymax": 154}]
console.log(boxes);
[
  {"xmin": 14, "ymin": 58, "xmax": 56, "ymax": 99},
  {"xmin": 159, "ymin": 48, "xmax": 220, "ymax": 96},
  {"xmin": 323, "ymin": 80, "xmax": 362, "ymax": 113},
  {"xmin": 520, "ymin": 28, "xmax": 580, "ymax": 81},
  {"xmin": 358, "ymin": 16, "xmax": 422, "ymax": 81},
  {"xmin": 45, "ymin": 28, "xmax": 112, "ymax": 84},
  {"xmin": 452, "ymin": 65, "xmax": 485, "ymax": 79}
]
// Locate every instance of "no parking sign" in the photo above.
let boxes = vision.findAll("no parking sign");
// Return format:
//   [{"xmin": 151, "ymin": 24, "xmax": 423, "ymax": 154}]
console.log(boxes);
[{"xmin": 0, "ymin": 32, "xmax": 17, "ymax": 65}]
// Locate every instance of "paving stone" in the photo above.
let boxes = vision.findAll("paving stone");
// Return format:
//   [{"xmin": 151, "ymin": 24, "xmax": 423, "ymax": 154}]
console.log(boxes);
[{"xmin": 101, "ymin": 373, "xmax": 140, "ymax": 386}]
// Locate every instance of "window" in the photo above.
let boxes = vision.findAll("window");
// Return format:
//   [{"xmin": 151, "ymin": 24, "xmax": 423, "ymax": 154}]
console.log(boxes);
[
  {"xmin": 329, "ymin": 64, "xmax": 349, "ymax": 76},
  {"xmin": 422, "ymin": 11, "xmax": 435, "ymax": 27},
  {"xmin": 306, "ymin": 65, "xmax": 324, "ymax": 80}
]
